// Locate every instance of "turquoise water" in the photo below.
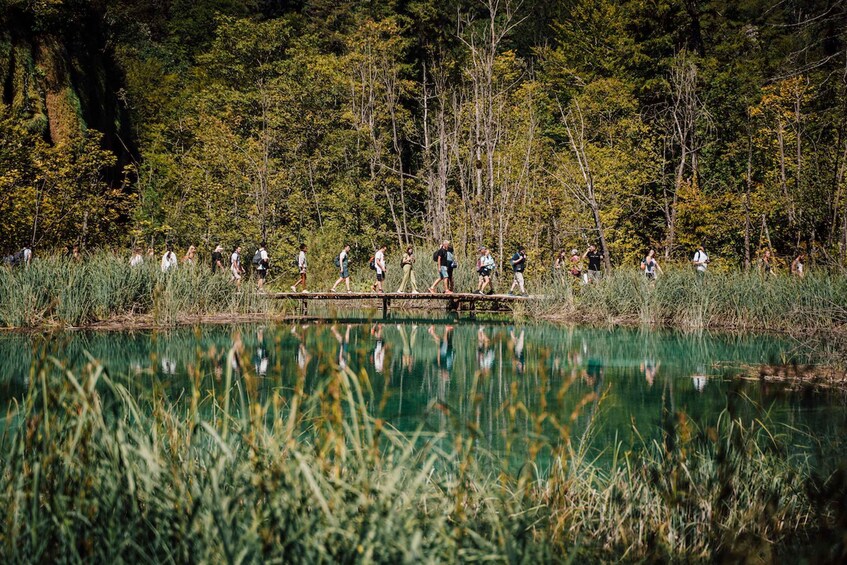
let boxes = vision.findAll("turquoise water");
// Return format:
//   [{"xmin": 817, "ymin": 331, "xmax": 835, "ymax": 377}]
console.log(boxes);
[{"xmin": 1, "ymin": 320, "xmax": 844, "ymax": 462}]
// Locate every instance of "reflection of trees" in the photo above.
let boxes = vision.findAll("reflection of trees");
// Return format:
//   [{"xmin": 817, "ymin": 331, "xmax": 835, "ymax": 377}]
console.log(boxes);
[{"xmin": 0, "ymin": 322, "xmax": 835, "ymax": 459}]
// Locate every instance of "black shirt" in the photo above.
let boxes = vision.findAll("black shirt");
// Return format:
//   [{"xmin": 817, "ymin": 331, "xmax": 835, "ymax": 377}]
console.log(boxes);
[
  {"xmin": 587, "ymin": 251, "xmax": 602, "ymax": 271},
  {"xmin": 211, "ymin": 251, "xmax": 223, "ymax": 272},
  {"xmin": 435, "ymin": 247, "xmax": 449, "ymax": 266},
  {"xmin": 511, "ymin": 252, "xmax": 526, "ymax": 272}
]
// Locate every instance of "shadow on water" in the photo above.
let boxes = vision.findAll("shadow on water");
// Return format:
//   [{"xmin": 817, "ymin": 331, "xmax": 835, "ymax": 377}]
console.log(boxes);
[{"xmin": 1, "ymin": 318, "xmax": 845, "ymax": 469}]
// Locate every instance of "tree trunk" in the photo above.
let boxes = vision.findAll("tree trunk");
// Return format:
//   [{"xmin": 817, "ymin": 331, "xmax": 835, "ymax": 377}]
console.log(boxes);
[{"xmin": 744, "ymin": 134, "xmax": 753, "ymax": 270}]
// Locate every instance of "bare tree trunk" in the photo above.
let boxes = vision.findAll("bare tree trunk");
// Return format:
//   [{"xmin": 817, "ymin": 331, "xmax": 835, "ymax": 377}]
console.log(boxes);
[
  {"xmin": 744, "ymin": 133, "xmax": 753, "ymax": 270},
  {"xmin": 776, "ymin": 118, "xmax": 795, "ymax": 226},
  {"xmin": 563, "ymin": 101, "xmax": 612, "ymax": 272}
]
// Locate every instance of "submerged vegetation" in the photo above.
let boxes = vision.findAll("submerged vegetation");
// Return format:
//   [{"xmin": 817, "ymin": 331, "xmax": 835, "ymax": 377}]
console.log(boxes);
[{"xmin": 0, "ymin": 347, "xmax": 844, "ymax": 561}]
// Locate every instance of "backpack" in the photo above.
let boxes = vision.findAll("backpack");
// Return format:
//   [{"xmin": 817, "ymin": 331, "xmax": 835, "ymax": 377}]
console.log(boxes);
[
  {"xmin": 432, "ymin": 249, "xmax": 440, "ymax": 262},
  {"xmin": 252, "ymin": 250, "xmax": 262, "ymax": 266},
  {"xmin": 333, "ymin": 255, "xmax": 340, "ymax": 267},
  {"xmin": 639, "ymin": 259, "xmax": 646, "ymax": 271},
  {"xmin": 292, "ymin": 254, "xmax": 300, "ymax": 268},
  {"xmin": 446, "ymin": 250, "xmax": 457, "ymax": 269},
  {"xmin": 368, "ymin": 255, "xmax": 376, "ymax": 270}
]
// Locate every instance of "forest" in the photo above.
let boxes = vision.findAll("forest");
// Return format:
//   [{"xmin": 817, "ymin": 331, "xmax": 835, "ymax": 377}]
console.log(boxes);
[{"xmin": 1, "ymin": 0, "xmax": 846, "ymax": 272}]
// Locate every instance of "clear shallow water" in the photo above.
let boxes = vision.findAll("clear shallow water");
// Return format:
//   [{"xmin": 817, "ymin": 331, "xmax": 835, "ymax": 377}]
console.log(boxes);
[{"xmin": 1, "ymin": 320, "xmax": 844, "ymax": 464}]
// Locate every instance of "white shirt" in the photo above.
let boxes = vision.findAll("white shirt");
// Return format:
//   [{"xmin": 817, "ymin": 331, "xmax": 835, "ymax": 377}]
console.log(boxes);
[
  {"xmin": 130, "ymin": 254, "xmax": 143, "ymax": 267},
  {"xmin": 23, "ymin": 248, "xmax": 32, "ymax": 264},
  {"xmin": 161, "ymin": 251, "xmax": 177, "ymax": 272},
  {"xmin": 257, "ymin": 248, "xmax": 269, "ymax": 271},
  {"xmin": 298, "ymin": 250, "xmax": 307, "ymax": 271},
  {"xmin": 374, "ymin": 250, "xmax": 385, "ymax": 274},
  {"xmin": 230, "ymin": 251, "xmax": 241, "ymax": 276},
  {"xmin": 693, "ymin": 250, "xmax": 708, "ymax": 272}
]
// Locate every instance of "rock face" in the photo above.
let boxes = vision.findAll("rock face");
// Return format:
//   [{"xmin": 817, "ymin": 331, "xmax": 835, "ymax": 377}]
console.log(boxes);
[{"xmin": 0, "ymin": 4, "xmax": 133, "ymax": 159}]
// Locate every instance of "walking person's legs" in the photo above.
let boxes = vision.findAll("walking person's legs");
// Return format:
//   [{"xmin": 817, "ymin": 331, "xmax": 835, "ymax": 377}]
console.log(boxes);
[
  {"xmin": 410, "ymin": 270, "xmax": 418, "ymax": 292},
  {"xmin": 516, "ymin": 272, "xmax": 525, "ymax": 294}
]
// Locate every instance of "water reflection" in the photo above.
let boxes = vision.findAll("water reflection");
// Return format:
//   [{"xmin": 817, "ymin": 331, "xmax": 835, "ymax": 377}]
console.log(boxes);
[{"xmin": 1, "ymin": 322, "xmax": 844, "ymax": 460}]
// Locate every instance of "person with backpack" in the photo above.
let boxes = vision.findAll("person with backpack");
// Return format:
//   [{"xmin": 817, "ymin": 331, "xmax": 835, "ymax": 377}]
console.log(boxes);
[
  {"xmin": 253, "ymin": 242, "xmax": 269, "ymax": 290},
  {"xmin": 475, "ymin": 247, "xmax": 496, "ymax": 294},
  {"xmin": 331, "ymin": 245, "xmax": 352, "ymax": 293},
  {"xmin": 508, "ymin": 245, "xmax": 527, "ymax": 296},
  {"xmin": 427, "ymin": 240, "xmax": 452, "ymax": 294},
  {"xmin": 640, "ymin": 249, "xmax": 662, "ymax": 281},
  {"xmin": 291, "ymin": 244, "xmax": 307, "ymax": 292},
  {"xmin": 446, "ymin": 244, "xmax": 458, "ymax": 292},
  {"xmin": 371, "ymin": 244, "xmax": 387, "ymax": 293},
  {"xmin": 396, "ymin": 245, "xmax": 419, "ymax": 293},
  {"xmin": 161, "ymin": 245, "xmax": 178, "ymax": 273},
  {"xmin": 22, "ymin": 245, "xmax": 32, "ymax": 267}
]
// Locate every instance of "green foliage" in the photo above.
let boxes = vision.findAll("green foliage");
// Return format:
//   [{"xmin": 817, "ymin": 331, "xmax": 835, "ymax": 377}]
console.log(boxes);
[
  {"xmin": 2, "ymin": 0, "xmax": 847, "ymax": 266},
  {"xmin": 0, "ymin": 347, "xmax": 832, "ymax": 560},
  {"xmin": 0, "ymin": 253, "xmax": 274, "ymax": 327}
]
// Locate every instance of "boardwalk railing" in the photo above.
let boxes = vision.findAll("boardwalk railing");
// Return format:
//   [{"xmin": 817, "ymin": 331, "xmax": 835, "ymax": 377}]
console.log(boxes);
[{"xmin": 266, "ymin": 291, "xmax": 535, "ymax": 318}]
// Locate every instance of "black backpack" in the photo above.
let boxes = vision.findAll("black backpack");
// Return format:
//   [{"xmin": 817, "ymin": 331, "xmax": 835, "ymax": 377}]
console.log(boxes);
[
  {"xmin": 432, "ymin": 249, "xmax": 440, "ymax": 262},
  {"xmin": 252, "ymin": 250, "xmax": 262, "ymax": 266},
  {"xmin": 333, "ymin": 255, "xmax": 340, "ymax": 267},
  {"xmin": 368, "ymin": 255, "xmax": 376, "ymax": 270}
]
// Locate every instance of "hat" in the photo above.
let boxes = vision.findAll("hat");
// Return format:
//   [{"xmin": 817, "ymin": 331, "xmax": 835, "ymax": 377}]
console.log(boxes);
[{"xmin": 571, "ymin": 249, "xmax": 579, "ymax": 255}]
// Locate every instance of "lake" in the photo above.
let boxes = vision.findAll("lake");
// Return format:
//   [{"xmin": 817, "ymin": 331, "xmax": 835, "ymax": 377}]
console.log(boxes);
[{"xmin": 1, "ymin": 318, "xmax": 844, "ymax": 466}]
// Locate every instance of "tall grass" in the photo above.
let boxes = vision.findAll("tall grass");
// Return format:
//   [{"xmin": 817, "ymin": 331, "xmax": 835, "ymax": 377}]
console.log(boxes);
[
  {"xmin": 0, "ymin": 345, "xmax": 839, "ymax": 561},
  {"xmin": 531, "ymin": 268, "xmax": 847, "ymax": 334},
  {"xmin": 0, "ymin": 254, "xmax": 276, "ymax": 328}
]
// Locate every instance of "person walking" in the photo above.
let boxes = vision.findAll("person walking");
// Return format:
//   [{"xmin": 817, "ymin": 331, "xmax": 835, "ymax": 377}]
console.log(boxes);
[
  {"xmin": 130, "ymin": 247, "xmax": 144, "ymax": 267},
  {"xmin": 211, "ymin": 245, "xmax": 225, "ymax": 273},
  {"xmin": 255, "ymin": 242, "xmax": 269, "ymax": 290},
  {"xmin": 475, "ymin": 247, "xmax": 496, "ymax": 294},
  {"xmin": 759, "ymin": 249, "xmax": 773, "ymax": 276},
  {"xmin": 397, "ymin": 245, "xmax": 419, "ymax": 293},
  {"xmin": 182, "ymin": 245, "xmax": 196, "ymax": 265},
  {"xmin": 23, "ymin": 245, "xmax": 32, "ymax": 267},
  {"xmin": 553, "ymin": 249, "xmax": 569, "ymax": 284},
  {"xmin": 568, "ymin": 249, "xmax": 582, "ymax": 280},
  {"xmin": 230, "ymin": 245, "xmax": 245, "ymax": 286},
  {"xmin": 331, "ymin": 245, "xmax": 352, "ymax": 293},
  {"xmin": 161, "ymin": 245, "xmax": 178, "ymax": 273},
  {"xmin": 791, "ymin": 253, "xmax": 806, "ymax": 278},
  {"xmin": 446, "ymin": 244, "xmax": 457, "ymax": 292},
  {"xmin": 583, "ymin": 245, "xmax": 603, "ymax": 283},
  {"xmin": 372, "ymin": 244, "xmax": 387, "ymax": 293},
  {"xmin": 640, "ymin": 249, "xmax": 662, "ymax": 280},
  {"xmin": 509, "ymin": 245, "xmax": 527, "ymax": 295},
  {"xmin": 692, "ymin": 245, "xmax": 709, "ymax": 275},
  {"xmin": 428, "ymin": 241, "xmax": 452, "ymax": 294},
  {"xmin": 291, "ymin": 244, "xmax": 307, "ymax": 292}
]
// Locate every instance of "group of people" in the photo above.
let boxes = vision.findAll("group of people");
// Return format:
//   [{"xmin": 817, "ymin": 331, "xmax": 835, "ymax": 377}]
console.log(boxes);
[{"xmin": 637, "ymin": 246, "xmax": 710, "ymax": 280}]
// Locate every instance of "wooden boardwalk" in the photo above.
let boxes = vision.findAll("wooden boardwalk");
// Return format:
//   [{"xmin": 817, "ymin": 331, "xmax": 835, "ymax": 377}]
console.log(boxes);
[{"xmin": 266, "ymin": 291, "xmax": 536, "ymax": 318}]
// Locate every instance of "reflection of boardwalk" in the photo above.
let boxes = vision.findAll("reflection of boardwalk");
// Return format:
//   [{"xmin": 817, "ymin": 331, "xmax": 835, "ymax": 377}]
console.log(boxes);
[{"xmin": 267, "ymin": 291, "xmax": 538, "ymax": 318}]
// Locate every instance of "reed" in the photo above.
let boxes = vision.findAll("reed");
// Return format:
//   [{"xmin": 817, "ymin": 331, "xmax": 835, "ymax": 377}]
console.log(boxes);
[
  {"xmin": 532, "ymin": 268, "xmax": 847, "ymax": 334},
  {"xmin": 0, "ymin": 253, "xmax": 275, "ymax": 328},
  {"xmin": 0, "ymin": 347, "xmax": 836, "ymax": 562}
]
